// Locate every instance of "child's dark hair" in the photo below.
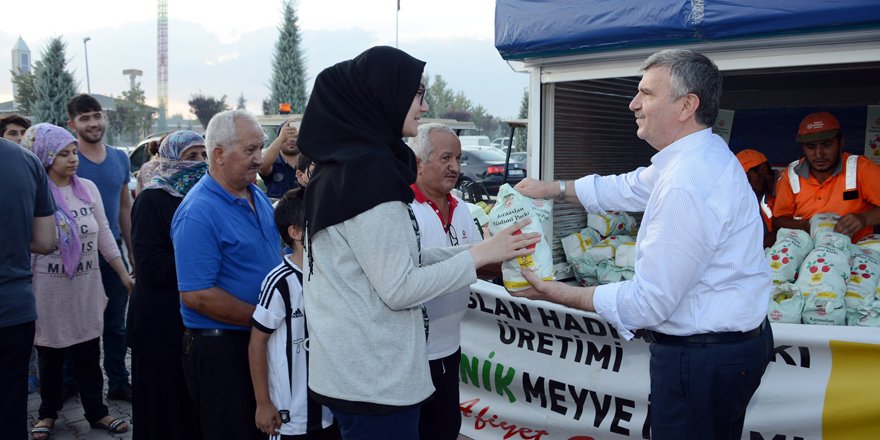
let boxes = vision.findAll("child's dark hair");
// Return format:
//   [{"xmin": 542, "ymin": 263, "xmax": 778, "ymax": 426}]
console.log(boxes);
[
  {"xmin": 67, "ymin": 94, "xmax": 103, "ymax": 120},
  {"xmin": 274, "ymin": 187, "xmax": 305, "ymax": 248},
  {"xmin": 296, "ymin": 152, "xmax": 312, "ymax": 173}
]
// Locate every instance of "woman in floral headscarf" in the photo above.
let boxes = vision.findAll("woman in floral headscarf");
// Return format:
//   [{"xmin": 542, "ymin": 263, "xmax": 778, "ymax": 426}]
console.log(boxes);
[
  {"xmin": 23, "ymin": 123, "xmax": 133, "ymax": 439},
  {"xmin": 126, "ymin": 130, "xmax": 207, "ymax": 440}
]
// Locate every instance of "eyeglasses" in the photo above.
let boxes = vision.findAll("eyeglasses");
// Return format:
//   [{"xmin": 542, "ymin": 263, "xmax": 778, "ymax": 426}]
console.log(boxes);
[
  {"xmin": 416, "ymin": 85, "xmax": 426, "ymax": 106},
  {"xmin": 446, "ymin": 223, "xmax": 458, "ymax": 246}
]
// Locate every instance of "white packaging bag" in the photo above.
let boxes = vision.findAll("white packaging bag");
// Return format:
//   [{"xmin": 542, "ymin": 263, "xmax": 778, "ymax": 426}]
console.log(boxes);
[
  {"xmin": 765, "ymin": 228, "xmax": 813, "ymax": 284},
  {"xmin": 586, "ymin": 211, "xmax": 637, "ymax": 238},
  {"xmin": 585, "ymin": 235, "xmax": 635, "ymax": 263},
  {"xmin": 615, "ymin": 241, "xmax": 637, "ymax": 268},
  {"xmin": 488, "ymin": 184, "xmax": 555, "ymax": 291},
  {"xmin": 856, "ymin": 234, "xmax": 880, "ymax": 253},
  {"xmin": 528, "ymin": 198, "xmax": 553, "ymax": 245},
  {"xmin": 561, "ymin": 227, "xmax": 602, "ymax": 263},
  {"xmin": 809, "ymin": 212, "xmax": 840, "ymax": 242},
  {"xmin": 797, "ymin": 232, "xmax": 851, "ymax": 325},
  {"xmin": 849, "ymin": 299, "xmax": 880, "ymax": 327},
  {"xmin": 844, "ymin": 246, "xmax": 880, "ymax": 322},
  {"xmin": 767, "ymin": 283, "xmax": 803, "ymax": 324}
]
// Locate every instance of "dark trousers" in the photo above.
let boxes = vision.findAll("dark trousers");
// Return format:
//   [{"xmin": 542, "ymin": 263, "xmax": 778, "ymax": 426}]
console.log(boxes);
[
  {"xmin": 331, "ymin": 406, "xmax": 421, "ymax": 440},
  {"xmin": 419, "ymin": 349, "xmax": 462, "ymax": 440},
  {"xmin": 0, "ymin": 321, "xmax": 35, "ymax": 440},
  {"xmin": 182, "ymin": 330, "xmax": 262, "ymax": 440},
  {"xmin": 100, "ymin": 249, "xmax": 130, "ymax": 391},
  {"xmin": 131, "ymin": 350, "xmax": 201, "ymax": 440},
  {"xmin": 36, "ymin": 338, "xmax": 109, "ymax": 425},
  {"xmin": 648, "ymin": 322, "xmax": 774, "ymax": 440}
]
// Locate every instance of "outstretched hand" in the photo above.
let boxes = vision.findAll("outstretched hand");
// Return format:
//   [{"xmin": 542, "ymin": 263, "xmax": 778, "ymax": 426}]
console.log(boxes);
[
  {"xmin": 469, "ymin": 219, "xmax": 541, "ymax": 268},
  {"xmin": 514, "ymin": 178, "xmax": 555, "ymax": 200},
  {"xmin": 509, "ymin": 268, "xmax": 597, "ymax": 313}
]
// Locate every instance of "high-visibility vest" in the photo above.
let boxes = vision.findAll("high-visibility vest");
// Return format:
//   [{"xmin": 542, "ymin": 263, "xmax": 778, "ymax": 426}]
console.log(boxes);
[{"xmin": 787, "ymin": 155, "xmax": 858, "ymax": 195}]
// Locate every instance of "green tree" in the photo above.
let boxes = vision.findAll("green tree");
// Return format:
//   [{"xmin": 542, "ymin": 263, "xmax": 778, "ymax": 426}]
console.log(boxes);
[
  {"xmin": 515, "ymin": 89, "xmax": 528, "ymax": 151},
  {"xmin": 118, "ymin": 83, "xmax": 152, "ymax": 144},
  {"xmin": 188, "ymin": 93, "xmax": 228, "ymax": 129},
  {"xmin": 11, "ymin": 63, "xmax": 39, "ymax": 115},
  {"xmin": 422, "ymin": 73, "xmax": 507, "ymax": 138},
  {"xmin": 33, "ymin": 38, "xmax": 78, "ymax": 125},
  {"xmin": 237, "ymin": 93, "xmax": 247, "ymax": 110},
  {"xmin": 268, "ymin": 0, "xmax": 308, "ymax": 114},
  {"xmin": 424, "ymin": 74, "xmax": 455, "ymax": 119}
]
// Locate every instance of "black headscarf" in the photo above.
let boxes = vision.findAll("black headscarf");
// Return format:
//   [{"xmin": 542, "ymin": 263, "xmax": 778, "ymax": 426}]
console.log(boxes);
[{"xmin": 298, "ymin": 46, "xmax": 425, "ymax": 241}]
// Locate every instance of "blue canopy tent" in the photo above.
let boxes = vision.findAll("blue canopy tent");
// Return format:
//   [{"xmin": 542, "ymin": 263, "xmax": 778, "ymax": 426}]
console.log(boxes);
[{"xmin": 496, "ymin": 0, "xmax": 880, "ymax": 60}]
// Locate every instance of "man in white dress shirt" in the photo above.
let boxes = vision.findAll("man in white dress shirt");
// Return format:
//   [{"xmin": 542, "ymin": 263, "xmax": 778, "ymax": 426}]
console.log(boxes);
[{"xmin": 513, "ymin": 49, "xmax": 773, "ymax": 440}]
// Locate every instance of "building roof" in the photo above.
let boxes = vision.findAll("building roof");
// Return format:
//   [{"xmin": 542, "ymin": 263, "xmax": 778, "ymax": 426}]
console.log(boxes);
[{"xmin": 12, "ymin": 36, "xmax": 30, "ymax": 53}]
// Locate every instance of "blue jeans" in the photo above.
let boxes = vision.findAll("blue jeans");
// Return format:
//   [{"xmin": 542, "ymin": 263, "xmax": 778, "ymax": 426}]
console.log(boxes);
[
  {"xmin": 100, "ymin": 244, "xmax": 130, "ymax": 391},
  {"xmin": 331, "ymin": 406, "xmax": 420, "ymax": 440}
]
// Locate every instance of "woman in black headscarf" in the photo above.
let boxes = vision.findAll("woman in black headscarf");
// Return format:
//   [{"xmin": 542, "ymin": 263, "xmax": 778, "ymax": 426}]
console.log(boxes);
[
  {"xmin": 127, "ymin": 130, "xmax": 207, "ymax": 440},
  {"xmin": 297, "ymin": 46, "xmax": 538, "ymax": 439}
]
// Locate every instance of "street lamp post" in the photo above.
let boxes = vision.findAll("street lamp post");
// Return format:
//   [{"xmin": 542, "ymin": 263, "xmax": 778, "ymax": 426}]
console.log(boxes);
[{"xmin": 83, "ymin": 37, "xmax": 91, "ymax": 94}]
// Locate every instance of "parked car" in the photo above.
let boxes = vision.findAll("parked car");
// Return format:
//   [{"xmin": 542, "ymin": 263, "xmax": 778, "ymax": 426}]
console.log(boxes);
[
  {"xmin": 128, "ymin": 134, "xmax": 166, "ymax": 174},
  {"xmin": 458, "ymin": 146, "xmax": 526, "ymax": 196},
  {"xmin": 491, "ymin": 137, "xmax": 511, "ymax": 149},
  {"xmin": 510, "ymin": 151, "xmax": 527, "ymax": 164},
  {"xmin": 459, "ymin": 135, "xmax": 492, "ymax": 148}
]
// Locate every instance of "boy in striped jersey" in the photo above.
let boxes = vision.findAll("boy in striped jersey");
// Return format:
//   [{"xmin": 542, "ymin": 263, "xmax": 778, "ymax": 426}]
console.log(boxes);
[{"xmin": 249, "ymin": 188, "xmax": 339, "ymax": 439}]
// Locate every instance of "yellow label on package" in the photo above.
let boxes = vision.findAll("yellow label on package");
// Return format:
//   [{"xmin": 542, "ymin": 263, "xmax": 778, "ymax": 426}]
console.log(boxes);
[{"xmin": 517, "ymin": 254, "xmax": 535, "ymax": 268}]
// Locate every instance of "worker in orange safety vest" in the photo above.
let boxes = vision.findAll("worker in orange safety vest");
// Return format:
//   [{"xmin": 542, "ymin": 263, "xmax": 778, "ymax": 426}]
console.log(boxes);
[{"xmin": 772, "ymin": 111, "xmax": 880, "ymax": 243}]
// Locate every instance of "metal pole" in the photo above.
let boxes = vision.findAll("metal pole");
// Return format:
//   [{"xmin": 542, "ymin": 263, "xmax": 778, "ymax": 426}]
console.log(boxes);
[
  {"xmin": 395, "ymin": 0, "xmax": 399, "ymax": 48},
  {"xmin": 83, "ymin": 37, "xmax": 91, "ymax": 94}
]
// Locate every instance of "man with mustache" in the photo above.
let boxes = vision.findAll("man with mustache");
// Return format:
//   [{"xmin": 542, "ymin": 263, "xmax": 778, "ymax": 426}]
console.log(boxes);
[
  {"xmin": 66, "ymin": 94, "xmax": 135, "ymax": 402},
  {"xmin": 171, "ymin": 110, "xmax": 281, "ymax": 439},
  {"xmin": 773, "ymin": 111, "xmax": 880, "ymax": 243},
  {"xmin": 408, "ymin": 123, "xmax": 482, "ymax": 440}
]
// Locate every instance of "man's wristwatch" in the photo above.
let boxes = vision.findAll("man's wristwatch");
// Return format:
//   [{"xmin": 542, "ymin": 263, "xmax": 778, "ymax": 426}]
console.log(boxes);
[{"xmin": 558, "ymin": 180, "xmax": 566, "ymax": 202}]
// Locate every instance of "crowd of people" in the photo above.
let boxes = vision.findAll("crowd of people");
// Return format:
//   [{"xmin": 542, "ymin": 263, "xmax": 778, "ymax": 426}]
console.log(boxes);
[{"xmin": 2, "ymin": 44, "xmax": 879, "ymax": 440}]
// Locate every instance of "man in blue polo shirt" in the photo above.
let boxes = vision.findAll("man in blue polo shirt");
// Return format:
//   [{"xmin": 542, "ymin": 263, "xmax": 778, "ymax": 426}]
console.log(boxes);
[{"xmin": 172, "ymin": 110, "xmax": 281, "ymax": 440}]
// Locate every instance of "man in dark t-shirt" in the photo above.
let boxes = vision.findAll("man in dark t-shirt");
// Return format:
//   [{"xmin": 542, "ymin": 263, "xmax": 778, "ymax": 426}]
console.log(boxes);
[{"xmin": 0, "ymin": 138, "xmax": 56, "ymax": 439}]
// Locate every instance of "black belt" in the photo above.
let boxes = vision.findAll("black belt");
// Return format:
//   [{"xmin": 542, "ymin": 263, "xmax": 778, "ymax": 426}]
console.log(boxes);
[
  {"xmin": 184, "ymin": 328, "xmax": 249, "ymax": 337},
  {"xmin": 643, "ymin": 319, "xmax": 767, "ymax": 345}
]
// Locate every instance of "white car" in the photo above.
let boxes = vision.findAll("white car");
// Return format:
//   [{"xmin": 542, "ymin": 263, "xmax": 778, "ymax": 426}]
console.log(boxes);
[{"xmin": 491, "ymin": 137, "xmax": 511, "ymax": 149}]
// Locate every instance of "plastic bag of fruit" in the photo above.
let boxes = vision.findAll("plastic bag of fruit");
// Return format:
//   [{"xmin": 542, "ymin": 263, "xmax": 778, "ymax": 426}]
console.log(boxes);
[
  {"xmin": 844, "ymin": 245, "xmax": 880, "ymax": 323},
  {"xmin": 797, "ymin": 232, "xmax": 851, "ymax": 325},
  {"xmin": 767, "ymin": 283, "xmax": 803, "ymax": 324},
  {"xmin": 488, "ymin": 184, "xmax": 555, "ymax": 291},
  {"xmin": 765, "ymin": 228, "xmax": 813, "ymax": 284}
]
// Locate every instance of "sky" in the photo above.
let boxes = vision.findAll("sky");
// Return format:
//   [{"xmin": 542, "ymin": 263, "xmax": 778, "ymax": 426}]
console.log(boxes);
[{"xmin": 0, "ymin": 0, "xmax": 529, "ymax": 122}]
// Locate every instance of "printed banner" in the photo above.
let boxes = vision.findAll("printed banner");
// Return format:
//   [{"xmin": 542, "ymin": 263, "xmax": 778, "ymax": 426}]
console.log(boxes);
[
  {"xmin": 460, "ymin": 281, "xmax": 880, "ymax": 440},
  {"xmin": 712, "ymin": 109, "xmax": 735, "ymax": 145},
  {"xmin": 865, "ymin": 105, "xmax": 880, "ymax": 164}
]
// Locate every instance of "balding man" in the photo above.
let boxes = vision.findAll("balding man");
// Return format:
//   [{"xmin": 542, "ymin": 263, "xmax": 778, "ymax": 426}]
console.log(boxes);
[
  {"xmin": 172, "ymin": 110, "xmax": 282, "ymax": 439},
  {"xmin": 408, "ymin": 123, "xmax": 483, "ymax": 440}
]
